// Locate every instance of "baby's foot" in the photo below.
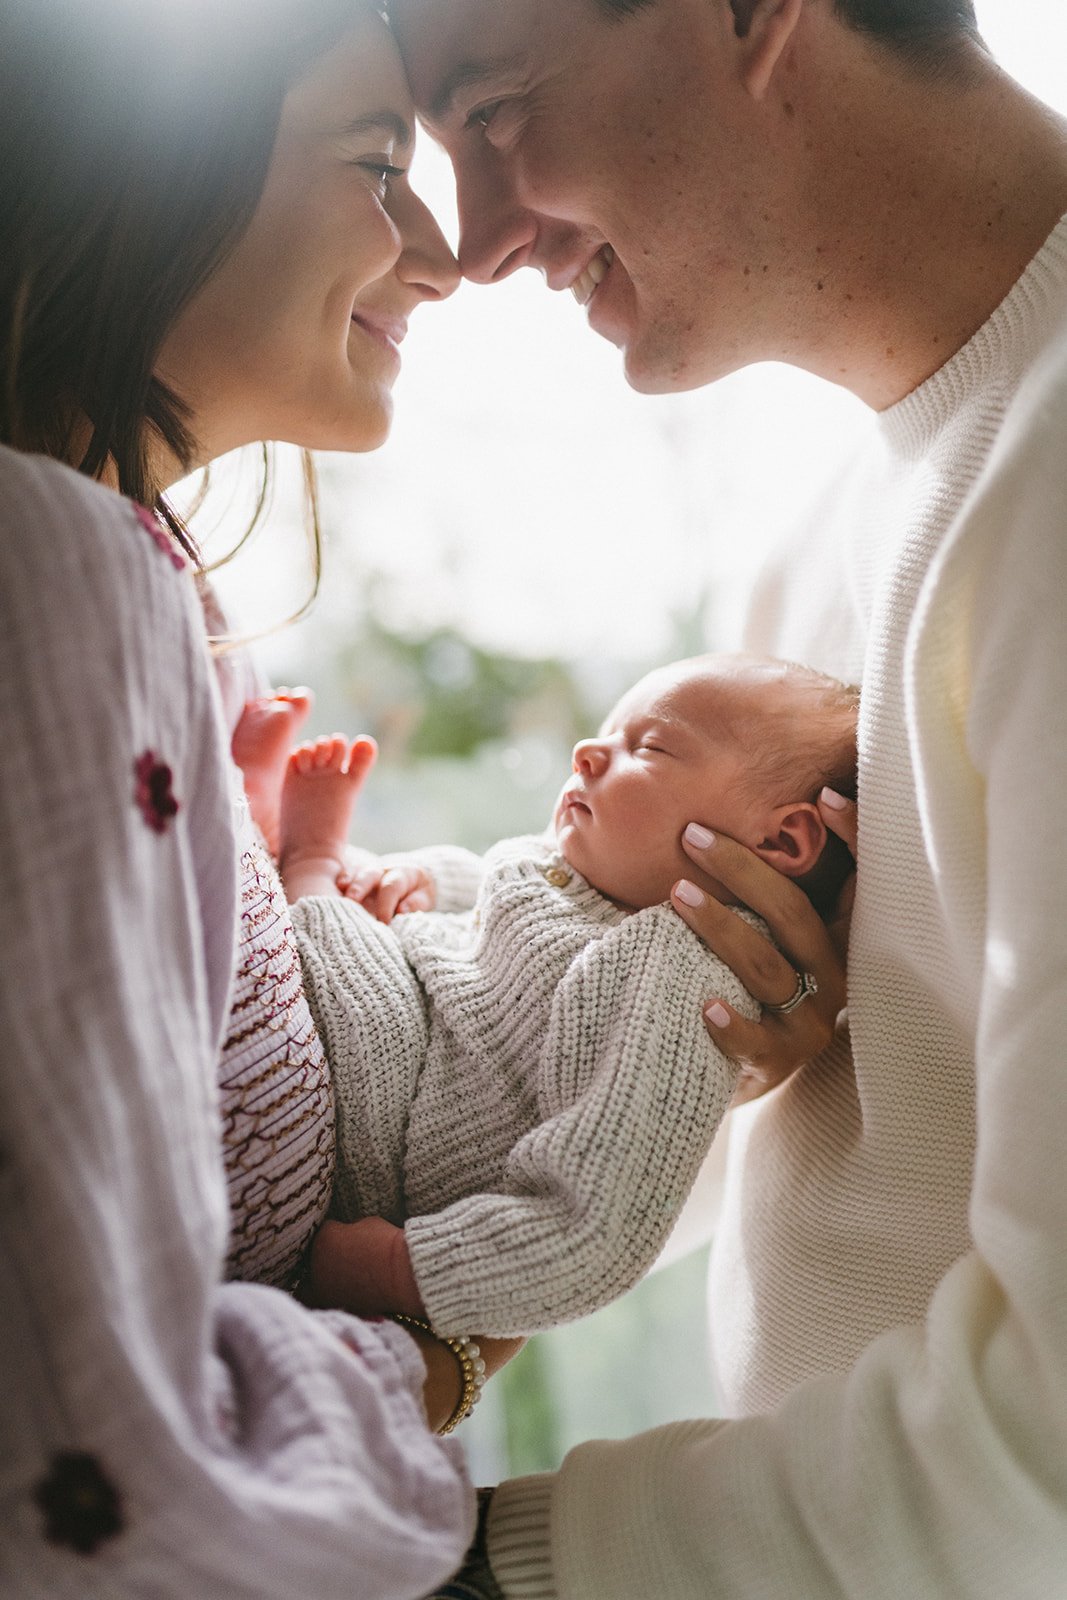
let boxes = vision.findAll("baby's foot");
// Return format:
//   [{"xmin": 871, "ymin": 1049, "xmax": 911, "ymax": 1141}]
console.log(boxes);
[
  {"xmin": 232, "ymin": 688, "xmax": 313, "ymax": 855},
  {"xmin": 279, "ymin": 734, "xmax": 377, "ymax": 884}
]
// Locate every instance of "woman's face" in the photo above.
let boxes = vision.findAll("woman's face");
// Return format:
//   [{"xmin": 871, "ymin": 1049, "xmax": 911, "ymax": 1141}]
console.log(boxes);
[{"xmin": 157, "ymin": 11, "xmax": 459, "ymax": 465}]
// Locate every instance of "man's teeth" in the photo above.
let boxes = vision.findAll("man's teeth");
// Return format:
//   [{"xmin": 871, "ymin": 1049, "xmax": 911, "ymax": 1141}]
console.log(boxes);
[{"xmin": 570, "ymin": 246, "xmax": 614, "ymax": 306}]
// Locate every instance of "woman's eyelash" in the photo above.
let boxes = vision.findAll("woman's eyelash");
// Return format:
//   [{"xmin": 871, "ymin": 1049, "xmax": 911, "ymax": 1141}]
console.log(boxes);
[{"xmin": 356, "ymin": 160, "xmax": 405, "ymax": 190}]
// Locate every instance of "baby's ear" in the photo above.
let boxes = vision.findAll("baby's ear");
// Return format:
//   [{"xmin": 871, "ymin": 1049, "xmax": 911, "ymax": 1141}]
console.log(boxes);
[{"xmin": 753, "ymin": 802, "xmax": 827, "ymax": 878}]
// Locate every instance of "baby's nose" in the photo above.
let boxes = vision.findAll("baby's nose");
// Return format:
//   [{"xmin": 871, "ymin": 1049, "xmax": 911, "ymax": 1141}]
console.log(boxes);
[{"xmin": 573, "ymin": 739, "xmax": 604, "ymax": 774}]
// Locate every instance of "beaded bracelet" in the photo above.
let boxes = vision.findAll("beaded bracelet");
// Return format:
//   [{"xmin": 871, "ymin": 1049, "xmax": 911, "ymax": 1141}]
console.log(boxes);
[{"xmin": 391, "ymin": 1313, "xmax": 486, "ymax": 1434}]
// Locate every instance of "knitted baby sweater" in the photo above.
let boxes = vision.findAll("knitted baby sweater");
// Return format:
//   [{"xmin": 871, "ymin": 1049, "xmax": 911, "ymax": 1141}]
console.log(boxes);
[{"xmin": 292, "ymin": 837, "xmax": 753, "ymax": 1337}]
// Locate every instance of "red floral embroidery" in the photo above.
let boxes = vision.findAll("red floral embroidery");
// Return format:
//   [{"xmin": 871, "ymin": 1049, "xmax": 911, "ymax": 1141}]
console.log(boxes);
[
  {"xmin": 33, "ymin": 1451, "xmax": 124, "ymax": 1555},
  {"xmin": 132, "ymin": 503, "xmax": 186, "ymax": 571},
  {"xmin": 134, "ymin": 750, "xmax": 179, "ymax": 833}
]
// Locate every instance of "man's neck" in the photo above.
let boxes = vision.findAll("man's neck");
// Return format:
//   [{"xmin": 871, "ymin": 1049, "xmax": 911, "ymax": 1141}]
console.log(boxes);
[{"xmin": 773, "ymin": 29, "xmax": 1067, "ymax": 409}]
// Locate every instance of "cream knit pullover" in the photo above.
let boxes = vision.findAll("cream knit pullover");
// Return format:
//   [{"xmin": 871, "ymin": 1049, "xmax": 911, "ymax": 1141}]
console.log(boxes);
[
  {"xmin": 0, "ymin": 448, "xmax": 471, "ymax": 1596},
  {"xmin": 292, "ymin": 838, "xmax": 753, "ymax": 1338},
  {"xmin": 488, "ymin": 217, "xmax": 1067, "ymax": 1600}
]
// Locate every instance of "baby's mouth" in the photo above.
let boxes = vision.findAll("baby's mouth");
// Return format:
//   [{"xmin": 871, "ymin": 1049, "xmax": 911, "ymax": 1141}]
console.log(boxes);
[{"xmin": 570, "ymin": 246, "xmax": 614, "ymax": 307}]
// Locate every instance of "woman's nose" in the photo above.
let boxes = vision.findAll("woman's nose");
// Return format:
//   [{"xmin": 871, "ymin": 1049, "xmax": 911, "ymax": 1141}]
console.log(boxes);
[{"xmin": 393, "ymin": 183, "xmax": 461, "ymax": 301}]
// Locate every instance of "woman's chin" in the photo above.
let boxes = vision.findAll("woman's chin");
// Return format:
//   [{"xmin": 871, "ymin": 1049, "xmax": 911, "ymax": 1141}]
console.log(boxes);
[{"xmin": 296, "ymin": 399, "xmax": 394, "ymax": 455}]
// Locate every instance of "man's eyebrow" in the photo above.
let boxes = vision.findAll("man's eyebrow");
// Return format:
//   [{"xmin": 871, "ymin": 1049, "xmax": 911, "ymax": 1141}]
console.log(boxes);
[
  {"xmin": 338, "ymin": 111, "xmax": 414, "ymax": 153},
  {"xmin": 429, "ymin": 53, "xmax": 525, "ymax": 123}
]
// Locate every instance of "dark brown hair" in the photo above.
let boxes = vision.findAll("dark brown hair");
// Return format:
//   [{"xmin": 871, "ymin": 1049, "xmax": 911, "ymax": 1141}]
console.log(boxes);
[
  {"xmin": 0, "ymin": 0, "xmax": 358, "ymax": 522},
  {"xmin": 595, "ymin": 0, "xmax": 981, "ymax": 58}
]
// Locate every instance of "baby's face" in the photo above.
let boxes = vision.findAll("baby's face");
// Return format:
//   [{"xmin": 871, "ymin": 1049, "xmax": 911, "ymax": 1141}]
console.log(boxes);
[{"xmin": 552, "ymin": 657, "xmax": 799, "ymax": 911}]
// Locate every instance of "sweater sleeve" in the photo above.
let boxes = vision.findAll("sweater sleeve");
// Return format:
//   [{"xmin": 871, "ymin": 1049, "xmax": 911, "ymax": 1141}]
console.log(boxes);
[
  {"xmin": 0, "ymin": 453, "xmax": 470, "ymax": 1598},
  {"xmin": 406, "ymin": 907, "xmax": 748, "ymax": 1337},
  {"xmin": 487, "ymin": 333, "xmax": 1067, "ymax": 1597}
]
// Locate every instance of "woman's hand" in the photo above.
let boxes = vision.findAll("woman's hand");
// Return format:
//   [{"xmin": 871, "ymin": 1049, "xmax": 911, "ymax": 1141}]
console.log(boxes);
[
  {"xmin": 407, "ymin": 1326, "xmax": 524, "ymax": 1436},
  {"xmin": 305, "ymin": 1217, "xmax": 522, "ymax": 1434},
  {"xmin": 672, "ymin": 789, "xmax": 857, "ymax": 1105}
]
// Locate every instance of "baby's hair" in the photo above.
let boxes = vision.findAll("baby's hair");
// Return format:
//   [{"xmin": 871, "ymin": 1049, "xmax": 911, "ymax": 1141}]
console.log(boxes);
[
  {"xmin": 743, "ymin": 661, "xmax": 859, "ymax": 805},
  {"xmin": 699, "ymin": 654, "xmax": 858, "ymax": 920},
  {"xmin": 744, "ymin": 660, "xmax": 858, "ymax": 919}
]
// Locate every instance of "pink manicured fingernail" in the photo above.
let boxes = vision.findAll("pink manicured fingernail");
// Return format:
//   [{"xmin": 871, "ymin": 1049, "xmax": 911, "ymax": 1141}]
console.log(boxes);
[
  {"xmin": 705, "ymin": 1002, "xmax": 730, "ymax": 1029},
  {"xmin": 684, "ymin": 823, "xmax": 715, "ymax": 848},
  {"xmin": 674, "ymin": 878, "xmax": 705, "ymax": 907},
  {"xmin": 820, "ymin": 787, "xmax": 848, "ymax": 810}
]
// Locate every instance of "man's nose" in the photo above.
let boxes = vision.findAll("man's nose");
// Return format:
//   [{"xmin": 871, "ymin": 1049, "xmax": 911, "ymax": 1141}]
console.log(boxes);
[
  {"xmin": 573, "ymin": 740, "xmax": 608, "ymax": 775},
  {"xmin": 455, "ymin": 160, "xmax": 538, "ymax": 285}
]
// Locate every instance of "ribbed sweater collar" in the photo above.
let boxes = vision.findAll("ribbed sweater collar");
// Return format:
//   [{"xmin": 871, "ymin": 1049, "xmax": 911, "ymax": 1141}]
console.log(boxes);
[{"xmin": 879, "ymin": 211, "xmax": 1067, "ymax": 461}]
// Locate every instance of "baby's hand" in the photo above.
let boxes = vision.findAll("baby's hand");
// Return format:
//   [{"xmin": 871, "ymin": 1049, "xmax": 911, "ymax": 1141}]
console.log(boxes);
[{"xmin": 338, "ymin": 847, "xmax": 436, "ymax": 923}]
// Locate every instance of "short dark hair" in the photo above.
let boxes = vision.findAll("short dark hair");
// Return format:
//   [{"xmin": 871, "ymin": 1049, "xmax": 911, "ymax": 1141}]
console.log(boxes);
[
  {"xmin": 0, "ymin": 0, "xmax": 357, "ymax": 509},
  {"xmin": 833, "ymin": 0, "xmax": 978, "ymax": 44},
  {"xmin": 594, "ymin": 0, "xmax": 982, "ymax": 57}
]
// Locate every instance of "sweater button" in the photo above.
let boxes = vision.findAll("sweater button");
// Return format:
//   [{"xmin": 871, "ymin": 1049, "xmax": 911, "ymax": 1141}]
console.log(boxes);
[{"xmin": 543, "ymin": 865, "xmax": 570, "ymax": 888}]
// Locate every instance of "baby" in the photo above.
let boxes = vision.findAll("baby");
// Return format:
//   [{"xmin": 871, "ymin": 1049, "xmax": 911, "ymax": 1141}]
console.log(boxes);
[{"xmin": 238, "ymin": 653, "xmax": 857, "ymax": 1339}]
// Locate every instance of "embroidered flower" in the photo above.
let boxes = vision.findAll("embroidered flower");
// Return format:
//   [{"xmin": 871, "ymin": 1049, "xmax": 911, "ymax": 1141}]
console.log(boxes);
[
  {"xmin": 33, "ymin": 1452, "xmax": 124, "ymax": 1555},
  {"xmin": 134, "ymin": 750, "xmax": 180, "ymax": 833},
  {"xmin": 132, "ymin": 503, "xmax": 186, "ymax": 572}
]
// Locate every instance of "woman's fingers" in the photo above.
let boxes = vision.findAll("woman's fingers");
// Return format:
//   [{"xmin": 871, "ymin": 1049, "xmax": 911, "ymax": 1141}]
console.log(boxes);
[
  {"xmin": 674, "ymin": 824, "xmax": 849, "ymax": 1098},
  {"xmin": 817, "ymin": 789, "xmax": 858, "ymax": 962},
  {"xmin": 702, "ymin": 989, "xmax": 832, "ymax": 1085},
  {"xmin": 675, "ymin": 830, "xmax": 842, "ymax": 1012},
  {"xmin": 673, "ymin": 877, "xmax": 812, "ymax": 1007},
  {"xmin": 818, "ymin": 787, "xmax": 858, "ymax": 855}
]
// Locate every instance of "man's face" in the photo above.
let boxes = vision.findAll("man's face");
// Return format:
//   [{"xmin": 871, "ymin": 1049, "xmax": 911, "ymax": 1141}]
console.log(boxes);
[{"xmin": 392, "ymin": 0, "xmax": 799, "ymax": 392}]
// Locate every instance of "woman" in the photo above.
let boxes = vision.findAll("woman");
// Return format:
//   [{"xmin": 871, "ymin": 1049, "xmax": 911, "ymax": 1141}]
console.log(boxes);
[{"xmin": 0, "ymin": 1, "xmax": 515, "ymax": 1591}]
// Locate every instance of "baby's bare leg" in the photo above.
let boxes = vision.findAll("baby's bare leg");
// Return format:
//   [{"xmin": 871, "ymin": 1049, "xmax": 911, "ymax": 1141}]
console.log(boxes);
[
  {"xmin": 279, "ymin": 734, "xmax": 377, "ymax": 901},
  {"xmin": 231, "ymin": 688, "xmax": 313, "ymax": 856}
]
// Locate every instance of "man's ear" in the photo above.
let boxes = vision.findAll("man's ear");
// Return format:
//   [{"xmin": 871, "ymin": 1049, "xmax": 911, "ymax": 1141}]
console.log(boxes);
[
  {"xmin": 753, "ymin": 801, "xmax": 827, "ymax": 877},
  {"xmin": 732, "ymin": 0, "xmax": 804, "ymax": 100}
]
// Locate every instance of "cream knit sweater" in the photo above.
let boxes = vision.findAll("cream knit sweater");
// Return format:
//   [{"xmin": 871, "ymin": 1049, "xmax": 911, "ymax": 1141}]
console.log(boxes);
[
  {"xmin": 488, "ymin": 218, "xmax": 1067, "ymax": 1600},
  {"xmin": 292, "ymin": 838, "xmax": 755, "ymax": 1338}
]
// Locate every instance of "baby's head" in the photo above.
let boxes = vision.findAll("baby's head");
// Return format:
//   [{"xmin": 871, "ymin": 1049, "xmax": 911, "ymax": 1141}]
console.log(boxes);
[{"xmin": 553, "ymin": 653, "xmax": 858, "ymax": 914}]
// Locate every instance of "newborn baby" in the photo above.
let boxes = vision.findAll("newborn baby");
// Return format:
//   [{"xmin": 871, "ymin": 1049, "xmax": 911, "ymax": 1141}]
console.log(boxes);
[{"xmin": 242, "ymin": 653, "xmax": 857, "ymax": 1339}]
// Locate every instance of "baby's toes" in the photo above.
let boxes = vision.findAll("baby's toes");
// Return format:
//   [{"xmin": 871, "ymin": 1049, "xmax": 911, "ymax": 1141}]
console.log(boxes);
[
  {"xmin": 316, "ymin": 734, "xmax": 350, "ymax": 772},
  {"xmin": 345, "ymin": 735, "xmax": 378, "ymax": 783}
]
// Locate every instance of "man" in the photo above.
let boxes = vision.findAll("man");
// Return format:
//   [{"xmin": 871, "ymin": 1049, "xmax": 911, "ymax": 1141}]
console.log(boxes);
[{"xmin": 393, "ymin": 3, "xmax": 1067, "ymax": 1595}]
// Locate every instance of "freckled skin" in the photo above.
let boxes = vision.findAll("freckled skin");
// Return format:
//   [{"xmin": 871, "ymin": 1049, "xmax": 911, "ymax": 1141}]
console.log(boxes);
[
  {"xmin": 393, "ymin": 0, "xmax": 1067, "ymax": 409},
  {"xmin": 391, "ymin": 0, "xmax": 817, "ymax": 393}
]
